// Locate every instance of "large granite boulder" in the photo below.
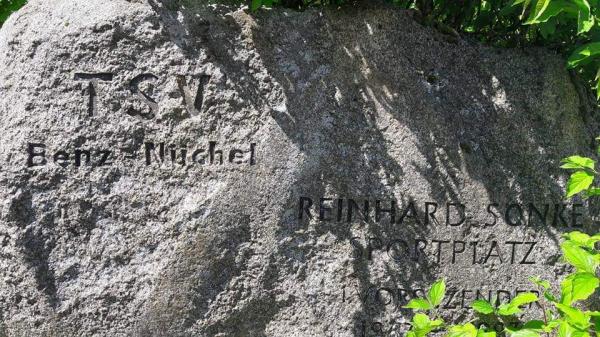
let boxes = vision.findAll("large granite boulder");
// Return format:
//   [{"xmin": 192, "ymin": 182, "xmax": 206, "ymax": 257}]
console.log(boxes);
[{"xmin": 0, "ymin": 0, "xmax": 597, "ymax": 336}]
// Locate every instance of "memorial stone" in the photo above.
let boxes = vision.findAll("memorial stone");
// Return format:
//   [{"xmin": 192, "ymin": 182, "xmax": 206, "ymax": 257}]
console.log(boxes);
[{"xmin": 0, "ymin": 0, "xmax": 598, "ymax": 336}]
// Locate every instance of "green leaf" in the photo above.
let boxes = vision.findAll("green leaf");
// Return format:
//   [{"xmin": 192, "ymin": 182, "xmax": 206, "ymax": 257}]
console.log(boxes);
[
  {"xmin": 564, "ymin": 231, "xmax": 600, "ymax": 249},
  {"xmin": 430, "ymin": 319, "xmax": 444, "ymax": 328},
  {"xmin": 560, "ymin": 272, "xmax": 599, "ymax": 305},
  {"xmin": 567, "ymin": 231, "xmax": 592, "ymax": 241},
  {"xmin": 568, "ymin": 42, "xmax": 600, "ymax": 68},
  {"xmin": 530, "ymin": 276, "xmax": 551, "ymax": 289},
  {"xmin": 510, "ymin": 292, "xmax": 538, "ymax": 307},
  {"xmin": 495, "ymin": 293, "xmax": 538, "ymax": 316},
  {"xmin": 561, "ymin": 156, "xmax": 595, "ymax": 170},
  {"xmin": 509, "ymin": 0, "xmax": 528, "ymax": 5},
  {"xmin": 0, "ymin": 0, "xmax": 26, "ymax": 24},
  {"xmin": 525, "ymin": 0, "xmax": 572, "ymax": 24},
  {"xmin": 500, "ymin": 0, "xmax": 527, "ymax": 16},
  {"xmin": 505, "ymin": 328, "xmax": 541, "ymax": 337},
  {"xmin": 572, "ymin": 0, "xmax": 594, "ymax": 34},
  {"xmin": 554, "ymin": 303, "xmax": 591, "ymax": 330},
  {"xmin": 538, "ymin": 18, "xmax": 557, "ymax": 38},
  {"xmin": 561, "ymin": 241, "xmax": 599, "ymax": 273},
  {"xmin": 250, "ymin": 0, "xmax": 262, "ymax": 11},
  {"xmin": 477, "ymin": 329, "xmax": 497, "ymax": 337},
  {"xmin": 544, "ymin": 320, "xmax": 561, "ymax": 333},
  {"xmin": 566, "ymin": 171, "xmax": 594, "ymax": 198},
  {"xmin": 526, "ymin": 0, "xmax": 552, "ymax": 23},
  {"xmin": 558, "ymin": 321, "xmax": 574, "ymax": 337},
  {"xmin": 413, "ymin": 313, "xmax": 431, "ymax": 329},
  {"xmin": 544, "ymin": 290, "xmax": 558, "ymax": 303},
  {"xmin": 427, "ymin": 279, "xmax": 446, "ymax": 307},
  {"xmin": 523, "ymin": 320, "xmax": 545, "ymax": 331},
  {"xmin": 564, "ymin": 231, "xmax": 593, "ymax": 248},
  {"xmin": 448, "ymin": 323, "xmax": 479, "ymax": 337},
  {"xmin": 592, "ymin": 316, "xmax": 600, "ymax": 336},
  {"xmin": 498, "ymin": 303, "xmax": 522, "ymax": 316},
  {"xmin": 411, "ymin": 313, "xmax": 442, "ymax": 337},
  {"xmin": 592, "ymin": 315, "xmax": 600, "ymax": 335},
  {"xmin": 472, "ymin": 299, "xmax": 495, "ymax": 314},
  {"xmin": 586, "ymin": 187, "xmax": 600, "ymax": 197},
  {"xmin": 556, "ymin": 320, "xmax": 591, "ymax": 337},
  {"xmin": 405, "ymin": 298, "xmax": 433, "ymax": 311}
]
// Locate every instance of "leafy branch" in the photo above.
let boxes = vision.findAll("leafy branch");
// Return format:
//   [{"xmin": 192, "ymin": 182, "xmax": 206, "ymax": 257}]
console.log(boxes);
[{"xmin": 404, "ymin": 231, "xmax": 600, "ymax": 337}]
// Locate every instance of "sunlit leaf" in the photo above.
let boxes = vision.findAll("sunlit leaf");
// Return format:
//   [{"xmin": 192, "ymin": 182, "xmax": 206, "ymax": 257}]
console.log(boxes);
[
  {"xmin": 413, "ymin": 313, "xmax": 431, "ymax": 329},
  {"xmin": 560, "ymin": 272, "xmax": 599, "ymax": 305},
  {"xmin": 568, "ymin": 42, "xmax": 600, "ymax": 68},
  {"xmin": 411, "ymin": 313, "xmax": 442, "ymax": 337},
  {"xmin": 428, "ymin": 279, "xmax": 446, "ymax": 307},
  {"xmin": 565, "ymin": 171, "xmax": 594, "ymax": 198},
  {"xmin": 404, "ymin": 298, "xmax": 433, "ymax": 311},
  {"xmin": 498, "ymin": 303, "xmax": 521, "ymax": 316},
  {"xmin": 448, "ymin": 323, "xmax": 478, "ymax": 337},
  {"xmin": 564, "ymin": 231, "xmax": 600, "ymax": 249},
  {"xmin": 544, "ymin": 320, "xmax": 561, "ymax": 333},
  {"xmin": 472, "ymin": 299, "xmax": 495, "ymax": 314},
  {"xmin": 554, "ymin": 303, "xmax": 591, "ymax": 330},
  {"xmin": 505, "ymin": 327, "xmax": 541, "ymax": 337},
  {"xmin": 530, "ymin": 276, "xmax": 551, "ymax": 289},
  {"xmin": 510, "ymin": 292, "xmax": 538, "ymax": 307},
  {"xmin": 526, "ymin": 0, "xmax": 552, "ymax": 23},
  {"xmin": 572, "ymin": 0, "xmax": 594, "ymax": 34},
  {"xmin": 561, "ymin": 241, "xmax": 599, "ymax": 273},
  {"xmin": 558, "ymin": 321, "xmax": 574, "ymax": 337},
  {"xmin": 560, "ymin": 156, "xmax": 595, "ymax": 170},
  {"xmin": 525, "ymin": 0, "xmax": 572, "ymax": 24}
]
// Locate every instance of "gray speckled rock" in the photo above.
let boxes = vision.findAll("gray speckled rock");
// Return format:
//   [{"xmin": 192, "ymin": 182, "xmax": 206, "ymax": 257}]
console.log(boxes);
[{"xmin": 0, "ymin": 1, "xmax": 598, "ymax": 336}]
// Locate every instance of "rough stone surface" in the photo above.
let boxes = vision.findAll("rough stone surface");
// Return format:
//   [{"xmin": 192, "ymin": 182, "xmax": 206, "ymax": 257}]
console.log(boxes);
[{"xmin": 0, "ymin": 1, "xmax": 598, "ymax": 336}]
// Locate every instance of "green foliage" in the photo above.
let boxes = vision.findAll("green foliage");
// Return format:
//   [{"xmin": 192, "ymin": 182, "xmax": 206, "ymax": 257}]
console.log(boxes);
[
  {"xmin": 561, "ymin": 240, "xmax": 599, "ymax": 274},
  {"xmin": 405, "ymin": 278, "xmax": 447, "ymax": 312},
  {"xmin": 407, "ymin": 313, "xmax": 445, "ymax": 337},
  {"xmin": 498, "ymin": 293, "xmax": 538, "ymax": 316},
  {"xmin": 471, "ymin": 292, "xmax": 538, "ymax": 317},
  {"xmin": 473, "ymin": 299, "xmax": 496, "ymax": 314},
  {"xmin": 0, "ymin": 0, "xmax": 26, "ymax": 26},
  {"xmin": 406, "ymin": 298, "xmax": 437, "ymax": 311},
  {"xmin": 448, "ymin": 322, "xmax": 497, "ymax": 337},
  {"xmin": 404, "ymin": 231, "xmax": 599, "ymax": 337},
  {"xmin": 561, "ymin": 140, "xmax": 600, "ymax": 199},
  {"xmin": 428, "ymin": 279, "xmax": 447, "ymax": 307},
  {"xmin": 404, "ymin": 279, "xmax": 446, "ymax": 336}
]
